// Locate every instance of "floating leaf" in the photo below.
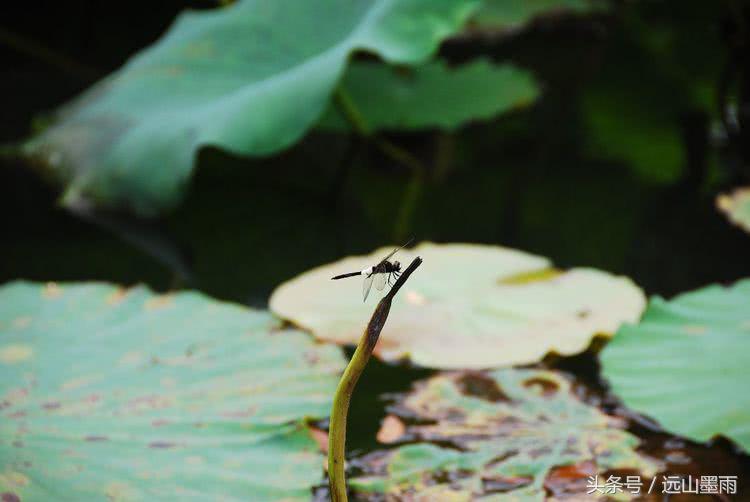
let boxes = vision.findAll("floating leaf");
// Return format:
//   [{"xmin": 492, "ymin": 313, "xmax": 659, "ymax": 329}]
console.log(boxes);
[
  {"xmin": 350, "ymin": 369, "xmax": 660, "ymax": 500},
  {"xmin": 270, "ymin": 242, "xmax": 645, "ymax": 369},
  {"xmin": 22, "ymin": 0, "xmax": 480, "ymax": 215},
  {"xmin": 318, "ymin": 59, "xmax": 539, "ymax": 131},
  {"xmin": 472, "ymin": 0, "xmax": 607, "ymax": 30},
  {"xmin": 601, "ymin": 279, "xmax": 750, "ymax": 452},
  {"xmin": 0, "ymin": 281, "xmax": 345, "ymax": 501},
  {"xmin": 717, "ymin": 187, "xmax": 750, "ymax": 234}
]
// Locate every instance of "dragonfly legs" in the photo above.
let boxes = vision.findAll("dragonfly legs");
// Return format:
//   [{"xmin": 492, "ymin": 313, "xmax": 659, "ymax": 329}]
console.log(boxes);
[{"xmin": 387, "ymin": 270, "xmax": 402, "ymax": 286}]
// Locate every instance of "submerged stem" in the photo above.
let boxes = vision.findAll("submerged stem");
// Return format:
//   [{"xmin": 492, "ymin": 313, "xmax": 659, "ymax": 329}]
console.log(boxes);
[
  {"xmin": 327, "ymin": 256, "xmax": 423, "ymax": 501},
  {"xmin": 333, "ymin": 86, "xmax": 426, "ymax": 241},
  {"xmin": 333, "ymin": 86, "xmax": 425, "ymax": 174}
]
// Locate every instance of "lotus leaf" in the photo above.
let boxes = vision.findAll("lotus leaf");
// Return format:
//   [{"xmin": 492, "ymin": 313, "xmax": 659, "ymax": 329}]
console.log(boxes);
[
  {"xmin": 23, "ymin": 0, "xmax": 480, "ymax": 215},
  {"xmin": 318, "ymin": 59, "xmax": 539, "ymax": 131},
  {"xmin": 474, "ymin": 0, "xmax": 607, "ymax": 30},
  {"xmin": 717, "ymin": 187, "xmax": 750, "ymax": 234},
  {"xmin": 0, "ymin": 281, "xmax": 345, "ymax": 501},
  {"xmin": 601, "ymin": 279, "xmax": 750, "ymax": 452},
  {"xmin": 349, "ymin": 369, "xmax": 660, "ymax": 500},
  {"xmin": 270, "ymin": 242, "xmax": 646, "ymax": 369}
]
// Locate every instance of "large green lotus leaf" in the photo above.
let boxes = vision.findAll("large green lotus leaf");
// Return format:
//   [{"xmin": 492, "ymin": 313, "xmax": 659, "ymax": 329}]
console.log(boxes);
[
  {"xmin": 22, "ymin": 0, "xmax": 480, "ymax": 216},
  {"xmin": 0, "ymin": 281, "xmax": 345, "ymax": 501},
  {"xmin": 350, "ymin": 369, "xmax": 660, "ymax": 500},
  {"xmin": 472, "ymin": 0, "xmax": 607, "ymax": 30},
  {"xmin": 601, "ymin": 279, "xmax": 750, "ymax": 452},
  {"xmin": 318, "ymin": 59, "xmax": 539, "ymax": 131},
  {"xmin": 717, "ymin": 187, "xmax": 750, "ymax": 234},
  {"xmin": 269, "ymin": 242, "xmax": 645, "ymax": 369}
]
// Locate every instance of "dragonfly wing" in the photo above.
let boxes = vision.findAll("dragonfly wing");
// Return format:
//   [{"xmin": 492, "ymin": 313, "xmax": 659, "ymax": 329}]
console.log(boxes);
[
  {"xmin": 362, "ymin": 274, "xmax": 374, "ymax": 301},
  {"xmin": 376, "ymin": 238, "xmax": 413, "ymax": 266},
  {"xmin": 374, "ymin": 272, "xmax": 387, "ymax": 291}
]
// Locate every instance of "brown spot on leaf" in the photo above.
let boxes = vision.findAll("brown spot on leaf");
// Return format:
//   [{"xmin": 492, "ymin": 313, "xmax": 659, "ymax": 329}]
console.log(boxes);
[
  {"xmin": 43, "ymin": 282, "xmax": 62, "ymax": 298},
  {"xmin": 151, "ymin": 419, "xmax": 171, "ymax": 427},
  {"xmin": 303, "ymin": 351, "xmax": 319, "ymax": 365},
  {"xmin": 6, "ymin": 388, "xmax": 29, "ymax": 402},
  {"xmin": 85, "ymin": 435, "xmax": 108, "ymax": 442},
  {"xmin": 85, "ymin": 394, "xmax": 101, "ymax": 403},
  {"xmin": 577, "ymin": 309, "xmax": 591, "ymax": 319},
  {"xmin": 0, "ymin": 345, "xmax": 33, "ymax": 364},
  {"xmin": 8, "ymin": 411, "xmax": 26, "ymax": 419},
  {"xmin": 148, "ymin": 441, "xmax": 176, "ymax": 449},
  {"xmin": 528, "ymin": 446, "xmax": 552, "ymax": 458},
  {"xmin": 486, "ymin": 450, "xmax": 519, "ymax": 469},
  {"xmin": 455, "ymin": 372, "xmax": 510, "ymax": 402},
  {"xmin": 544, "ymin": 461, "xmax": 596, "ymax": 497},
  {"xmin": 12, "ymin": 441, "xmax": 23, "ymax": 448},
  {"xmin": 42, "ymin": 401, "xmax": 61, "ymax": 410},
  {"xmin": 482, "ymin": 475, "xmax": 533, "ymax": 493},
  {"xmin": 12, "ymin": 317, "xmax": 31, "ymax": 329},
  {"xmin": 126, "ymin": 394, "xmax": 173, "ymax": 411},
  {"xmin": 105, "ymin": 481, "xmax": 134, "ymax": 501},
  {"xmin": 106, "ymin": 287, "xmax": 128, "ymax": 305},
  {"xmin": 522, "ymin": 377, "xmax": 559, "ymax": 396},
  {"xmin": 682, "ymin": 324, "xmax": 707, "ymax": 335},
  {"xmin": 376, "ymin": 415, "xmax": 406, "ymax": 444},
  {"xmin": 221, "ymin": 407, "xmax": 256, "ymax": 419},
  {"xmin": 61, "ymin": 375, "xmax": 97, "ymax": 391},
  {"xmin": 1, "ymin": 493, "xmax": 20, "ymax": 502},
  {"xmin": 2, "ymin": 473, "xmax": 28, "ymax": 488},
  {"xmin": 308, "ymin": 427, "xmax": 328, "ymax": 453},
  {"xmin": 145, "ymin": 294, "xmax": 173, "ymax": 310}
]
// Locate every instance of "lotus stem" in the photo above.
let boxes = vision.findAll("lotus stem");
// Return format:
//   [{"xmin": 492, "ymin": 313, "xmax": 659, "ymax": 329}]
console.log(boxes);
[{"xmin": 327, "ymin": 256, "xmax": 423, "ymax": 501}]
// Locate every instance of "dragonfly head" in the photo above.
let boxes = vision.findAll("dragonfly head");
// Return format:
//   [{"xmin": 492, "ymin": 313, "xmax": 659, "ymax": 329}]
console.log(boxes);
[{"xmin": 393, "ymin": 261, "xmax": 401, "ymax": 271}]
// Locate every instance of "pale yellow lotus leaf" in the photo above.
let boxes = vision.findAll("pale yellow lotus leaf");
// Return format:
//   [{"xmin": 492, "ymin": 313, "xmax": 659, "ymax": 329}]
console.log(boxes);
[
  {"xmin": 270, "ymin": 242, "xmax": 646, "ymax": 369},
  {"xmin": 717, "ymin": 186, "xmax": 750, "ymax": 234}
]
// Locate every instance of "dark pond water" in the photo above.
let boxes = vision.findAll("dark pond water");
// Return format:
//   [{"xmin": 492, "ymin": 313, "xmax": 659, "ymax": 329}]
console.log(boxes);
[{"xmin": 2, "ymin": 0, "xmax": 750, "ymax": 499}]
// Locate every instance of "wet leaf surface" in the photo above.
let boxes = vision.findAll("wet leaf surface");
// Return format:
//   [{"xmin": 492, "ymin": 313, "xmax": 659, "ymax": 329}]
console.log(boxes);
[
  {"xmin": 0, "ymin": 281, "xmax": 345, "ymax": 501},
  {"xmin": 348, "ymin": 369, "xmax": 660, "ymax": 500},
  {"xmin": 601, "ymin": 278, "xmax": 750, "ymax": 452},
  {"xmin": 270, "ymin": 242, "xmax": 646, "ymax": 369}
]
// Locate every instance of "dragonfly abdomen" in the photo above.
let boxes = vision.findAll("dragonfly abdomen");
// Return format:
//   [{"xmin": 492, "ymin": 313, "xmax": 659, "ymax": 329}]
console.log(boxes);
[{"xmin": 331, "ymin": 271, "xmax": 362, "ymax": 280}]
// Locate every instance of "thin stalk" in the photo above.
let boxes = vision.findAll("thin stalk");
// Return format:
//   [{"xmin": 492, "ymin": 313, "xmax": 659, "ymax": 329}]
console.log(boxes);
[
  {"xmin": 327, "ymin": 256, "xmax": 423, "ymax": 501},
  {"xmin": 393, "ymin": 172, "xmax": 423, "ymax": 243},
  {"xmin": 0, "ymin": 26, "xmax": 98, "ymax": 82},
  {"xmin": 333, "ymin": 86, "xmax": 424, "ymax": 174},
  {"xmin": 333, "ymin": 86, "xmax": 372, "ymax": 137},
  {"xmin": 333, "ymin": 86, "xmax": 426, "ymax": 240}
]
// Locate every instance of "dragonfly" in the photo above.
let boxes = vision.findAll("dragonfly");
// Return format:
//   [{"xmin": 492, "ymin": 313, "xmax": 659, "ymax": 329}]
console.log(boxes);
[{"xmin": 331, "ymin": 239, "xmax": 413, "ymax": 301}]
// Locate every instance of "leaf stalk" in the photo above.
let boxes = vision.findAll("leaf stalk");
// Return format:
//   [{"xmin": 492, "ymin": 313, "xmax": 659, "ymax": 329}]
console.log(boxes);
[{"xmin": 327, "ymin": 256, "xmax": 423, "ymax": 501}]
